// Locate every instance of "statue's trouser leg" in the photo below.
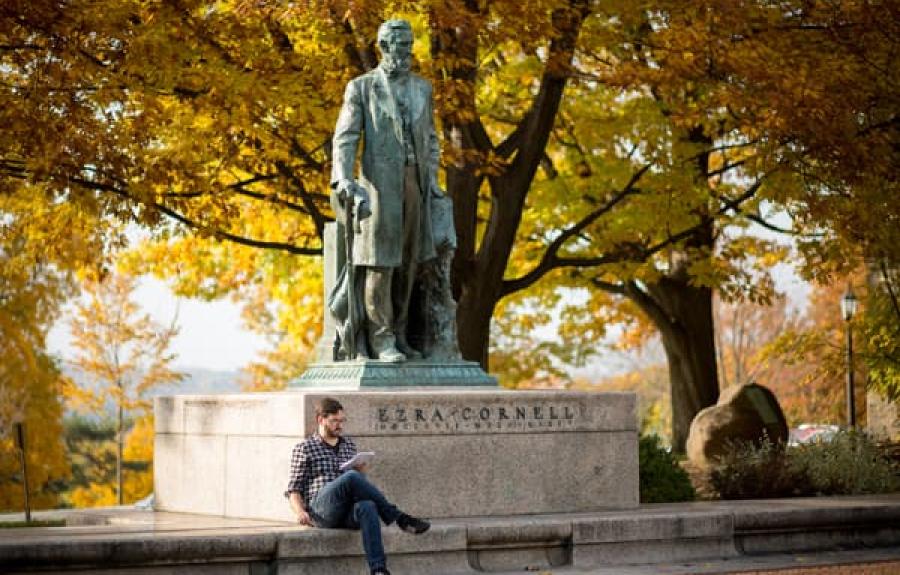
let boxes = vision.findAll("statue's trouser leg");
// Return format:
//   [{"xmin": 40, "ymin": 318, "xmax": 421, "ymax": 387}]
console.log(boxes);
[
  {"xmin": 393, "ymin": 165, "xmax": 421, "ymax": 349},
  {"xmin": 365, "ymin": 267, "xmax": 395, "ymax": 355}
]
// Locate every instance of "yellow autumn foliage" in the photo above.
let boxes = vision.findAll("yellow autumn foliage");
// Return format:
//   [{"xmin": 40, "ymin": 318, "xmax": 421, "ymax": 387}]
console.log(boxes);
[
  {"xmin": 67, "ymin": 415, "xmax": 155, "ymax": 508},
  {"xmin": 0, "ymin": 194, "xmax": 94, "ymax": 511}
]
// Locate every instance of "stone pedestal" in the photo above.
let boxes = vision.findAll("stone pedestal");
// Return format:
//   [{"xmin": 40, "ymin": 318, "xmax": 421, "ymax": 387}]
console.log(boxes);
[
  {"xmin": 293, "ymin": 360, "xmax": 496, "ymax": 388},
  {"xmin": 154, "ymin": 388, "xmax": 638, "ymax": 522}
]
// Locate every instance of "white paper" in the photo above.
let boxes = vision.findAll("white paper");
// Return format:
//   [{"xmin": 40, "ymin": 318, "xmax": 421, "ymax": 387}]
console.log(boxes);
[{"xmin": 339, "ymin": 451, "xmax": 375, "ymax": 471}]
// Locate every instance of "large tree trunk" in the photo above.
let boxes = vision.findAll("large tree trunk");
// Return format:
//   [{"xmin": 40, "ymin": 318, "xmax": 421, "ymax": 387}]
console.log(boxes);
[
  {"xmin": 649, "ymin": 280, "xmax": 720, "ymax": 452},
  {"xmin": 456, "ymin": 277, "xmax": 496, "ymax": 368},
  {"xmin": 446, "ymin": 144, "xmax": 495, "ymax": 367},
  {"xmin": 627, "ymin": 276, "xmax": 719, "ymax": 452}
]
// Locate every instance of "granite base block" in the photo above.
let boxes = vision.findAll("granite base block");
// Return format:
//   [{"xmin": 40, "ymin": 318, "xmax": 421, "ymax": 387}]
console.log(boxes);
[{"xmin": 153, "ymin": 388, "xmax": 639, "ymax": 521}]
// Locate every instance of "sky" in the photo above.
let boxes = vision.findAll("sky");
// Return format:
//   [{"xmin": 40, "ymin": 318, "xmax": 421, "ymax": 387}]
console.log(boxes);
[{"xmin": 47, "ymin": 276, "xmax": 270, "ymax": 372}]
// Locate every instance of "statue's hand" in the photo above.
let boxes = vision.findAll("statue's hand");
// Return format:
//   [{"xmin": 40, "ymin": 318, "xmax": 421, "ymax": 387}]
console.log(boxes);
[
  {"xmin": 336, "ymin": 180, "xmax": 371, "ymax": 220},
  {"xmin": 351, "ymin": 185, "xmax": 371, "ymax": 221},
  {"xmin": 336, "ymin": 179, "xmax": 356, "ymax": 201},
  {"xmin": 430, "ymin": 181, "xmax": 446, "ymax": 199}
]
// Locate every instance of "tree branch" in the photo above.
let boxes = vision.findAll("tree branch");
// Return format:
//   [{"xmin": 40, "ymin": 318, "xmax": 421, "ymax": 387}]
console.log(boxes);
[
  {"xmin": 0, "ymin": 158, "xmax": 27, "ymax": 177},
  {"xmin": 716, "ymin": 173, "xmax": 769, "ymax": 214},
  {"xmin": 707, "ymin": 159, "xmax": 747, "ymax": 179},
  {"xmin": 496, "ymin": 118, "xmax": 526, "ymax": 159},
  {"xmin": 881, "ymin": 260, "xmax": 900, "ymax": 323},
  {"xmin": 158, "ymin": 174, "xmax": 326, "ymax": 216},
  {"xmin": 68, "ymin": 177, "xmax": 322, "ymax": 255},
  {"xmin": 623, "ymin": 280, "xmax": 674, "ymax": 331},
  {"xmin": 274, "ymin": 161, "xmax": 329, "ymax": 240},
  {"xmin": 589, "ymin": 277, "xmax": 626, "ymax": 296},
  {"xmin": 742, "ymin": 211, "xmax": 824, "ymax": 237},
  {"xmin": 500, "ymin": 162, "xmax": 651, "ymax": 295},
  {"xmin": 288, "ymin": 137, "xmax": 326, "ymax": 173},
  {"xmin": 510, "ymin": 0, "xmax": 590, "ymax": 177},
  {"xmin": 231, "ymin": 187, "xmax": 318, "ymax": 215}
]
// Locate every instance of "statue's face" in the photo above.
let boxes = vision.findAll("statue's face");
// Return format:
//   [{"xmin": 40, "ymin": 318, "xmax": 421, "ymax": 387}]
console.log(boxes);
[{"xmin": 380, "ymin": 29, "xmax": 413, "ymax": 74}]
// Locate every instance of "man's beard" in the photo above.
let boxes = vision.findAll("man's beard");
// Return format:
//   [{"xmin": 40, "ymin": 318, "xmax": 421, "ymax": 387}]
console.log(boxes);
[{"xmin": 382, "ymin": 53, "xmax": 411, "ymax": 75}]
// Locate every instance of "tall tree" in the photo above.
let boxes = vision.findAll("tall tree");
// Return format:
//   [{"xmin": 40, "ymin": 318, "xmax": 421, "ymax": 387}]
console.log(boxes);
[
  {"xmin": 4, "ymin": 1, "xmax": 895, "ymax": 449},
  {"xmin": 615, "ymin": 1, "xmax": 900, "ymax": 417},
  {"xmin": 0, "ymin": 2, "xmax": 779, "ymax": 452},
  {"xmin": 0, "ymin": 192, "xmax": 99, "ymax": 511},
  {"xmin": 67, "ymin": 272, "xmax": 183, "ymax": 505},
  {"xmin": 0, "ymin": 0, "xmax": 594, "ymax": 368}
]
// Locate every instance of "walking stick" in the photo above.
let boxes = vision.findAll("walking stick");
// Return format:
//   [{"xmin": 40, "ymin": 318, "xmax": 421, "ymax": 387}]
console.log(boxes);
[{"xmin": 344, "ymin": 189, "xmax": 357, "ymax": 360}]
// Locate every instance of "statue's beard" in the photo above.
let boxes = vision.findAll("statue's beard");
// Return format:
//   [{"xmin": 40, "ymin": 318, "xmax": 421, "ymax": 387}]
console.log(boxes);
[{"xmin": 382, "ymin": 53, "xmax": 411, "ymax": 75}]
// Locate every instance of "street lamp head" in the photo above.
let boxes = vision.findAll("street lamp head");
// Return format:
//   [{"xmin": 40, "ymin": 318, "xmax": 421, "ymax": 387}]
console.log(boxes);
[{"xmin": 841, "ymin": 286, "xmax": 858, "ymax": 322}]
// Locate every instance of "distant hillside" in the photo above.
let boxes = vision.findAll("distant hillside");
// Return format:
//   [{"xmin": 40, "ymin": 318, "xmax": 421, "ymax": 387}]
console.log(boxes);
[
  {"xmin": 157, "ymin": 367, "xmax": 244, "ymax": 396},
  {"xmin": 62, "ymin": 364, "xmax": 243, "ymax": 400}
]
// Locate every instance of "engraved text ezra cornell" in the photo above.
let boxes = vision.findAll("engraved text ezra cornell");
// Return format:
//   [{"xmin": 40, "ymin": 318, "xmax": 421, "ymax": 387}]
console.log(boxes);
[{"xmin": 374, "ymin": 403, "xmax": 579, "ymax": 432}]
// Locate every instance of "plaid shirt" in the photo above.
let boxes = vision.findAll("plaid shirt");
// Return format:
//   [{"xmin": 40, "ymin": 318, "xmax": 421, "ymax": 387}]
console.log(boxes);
[{"xmin": 285, "ymin": 433, "xmax": 357, "ymax": 507}]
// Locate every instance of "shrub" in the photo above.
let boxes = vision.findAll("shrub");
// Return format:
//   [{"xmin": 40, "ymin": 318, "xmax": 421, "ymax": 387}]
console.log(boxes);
[
  {"xmin": 639, "ymin": 434, "xmax": 696, "ymax": 503},
  {"xmin": 710, "ymin": 429, "xmax": 899, "ymax": 500},
  {"xmin": 710, "ymin": 434, "xmax": 807, "ymax": 499},
  {"xmin": 791, "ymin": 429, "xmax": 899, "ymax": 495}
]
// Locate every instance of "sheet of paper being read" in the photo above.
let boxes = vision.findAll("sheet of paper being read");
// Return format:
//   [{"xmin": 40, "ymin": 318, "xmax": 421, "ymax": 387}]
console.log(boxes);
[{"xmin": 339, "ymin": 451, "xmax": 375, "ymax": 471}]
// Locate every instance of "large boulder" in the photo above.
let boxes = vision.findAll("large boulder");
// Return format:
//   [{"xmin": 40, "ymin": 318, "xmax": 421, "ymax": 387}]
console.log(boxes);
[{"xmin": 686, "ymin": 382, "xmax": 788, "ymax": 466}]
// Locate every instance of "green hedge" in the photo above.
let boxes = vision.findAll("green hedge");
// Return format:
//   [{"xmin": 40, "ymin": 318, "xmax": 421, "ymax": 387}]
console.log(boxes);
[{"xmin": 639, "ymin": 434, "xmax": 696, "ymax": 503}]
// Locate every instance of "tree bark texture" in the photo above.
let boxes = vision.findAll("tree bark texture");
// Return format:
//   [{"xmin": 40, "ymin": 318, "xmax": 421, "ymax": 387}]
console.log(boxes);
[{"xmin": 626, "ymin": 269, "xmax": 720, "ymax": 452}]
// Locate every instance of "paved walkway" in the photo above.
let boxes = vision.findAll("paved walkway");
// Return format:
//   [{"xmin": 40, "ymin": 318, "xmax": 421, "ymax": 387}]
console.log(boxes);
[{"xmin": 487, "ymin": 547, "xmax": 900, "ymax": 574}]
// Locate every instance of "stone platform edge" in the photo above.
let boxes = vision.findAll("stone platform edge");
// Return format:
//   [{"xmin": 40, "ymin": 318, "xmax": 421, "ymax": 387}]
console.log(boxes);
[{"xmin": 3, "ymin": 496, "xmax": 900, "ymax": 574}]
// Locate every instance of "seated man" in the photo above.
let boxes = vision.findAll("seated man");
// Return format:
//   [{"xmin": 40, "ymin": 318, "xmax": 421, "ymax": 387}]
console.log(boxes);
[{"xmin": 285, "ymin": 397, "xmax": 430, "ymax": 575}]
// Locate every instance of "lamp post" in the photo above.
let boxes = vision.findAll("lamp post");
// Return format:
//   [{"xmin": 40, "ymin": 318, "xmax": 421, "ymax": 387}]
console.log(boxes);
[{"xmin": 841, "ymin": 286, "xmax": 859, "ymax": 428}]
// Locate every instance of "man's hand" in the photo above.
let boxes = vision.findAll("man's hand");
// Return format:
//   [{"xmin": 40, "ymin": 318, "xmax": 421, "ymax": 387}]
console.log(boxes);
[
  {"xmin": 289, "ymin": 492, "xmax": 312, "ymax": 526},
  {"xmin": 296, "ymin": 509, "xmax": 313, "ymax": 526},
  {"xmin": 355, "ymin": 461, "xmax": 371, "ymax": 474}
]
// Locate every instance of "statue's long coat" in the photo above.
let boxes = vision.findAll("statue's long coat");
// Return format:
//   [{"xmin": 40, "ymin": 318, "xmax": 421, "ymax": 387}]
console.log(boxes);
[{"xmin": 331, "ymin": 67, "xmax": 439, "ymax": 267}]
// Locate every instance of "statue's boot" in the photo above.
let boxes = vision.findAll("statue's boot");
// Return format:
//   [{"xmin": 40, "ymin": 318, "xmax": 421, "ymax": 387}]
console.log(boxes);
[
  {"xmin": 369, "ymin": 325, "xmax": 406, "ymax": 363},
  {"xmin": 377, "ymin": 347, "xmax": 406, "ymax": 363},
  {"xmin": 395, "ymin": 335, "xmax": 422, "ymax": 360}
]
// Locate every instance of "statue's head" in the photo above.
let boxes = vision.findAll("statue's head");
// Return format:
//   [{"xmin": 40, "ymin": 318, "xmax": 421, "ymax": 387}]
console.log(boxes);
[{"xmin": 377, "ymin": 19, "xmax": 413, "ymax": 75}]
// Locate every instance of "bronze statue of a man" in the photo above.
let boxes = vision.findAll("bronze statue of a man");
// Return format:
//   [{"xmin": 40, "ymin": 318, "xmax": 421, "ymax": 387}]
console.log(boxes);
[{"xmin": 331, "ymin": 19, "xmax": 443, "ymax": 363}]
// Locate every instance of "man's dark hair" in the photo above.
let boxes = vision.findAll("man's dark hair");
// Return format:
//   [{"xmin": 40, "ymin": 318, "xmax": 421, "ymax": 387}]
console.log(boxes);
[{"xmin": 315, "ymin": 397, "xmax": 344, "ymax": 418}]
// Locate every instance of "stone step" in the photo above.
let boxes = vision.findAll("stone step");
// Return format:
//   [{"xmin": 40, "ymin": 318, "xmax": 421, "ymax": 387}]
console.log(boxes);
[{"xmin": 2, "ymin": 496, "xmax": 899, "ymax": 574}]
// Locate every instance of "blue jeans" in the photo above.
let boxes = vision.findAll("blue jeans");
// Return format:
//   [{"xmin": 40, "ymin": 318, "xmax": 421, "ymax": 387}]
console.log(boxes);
[{"xmin": 309, "ymin": 470, "xmax": 401, "ymax": 571}]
